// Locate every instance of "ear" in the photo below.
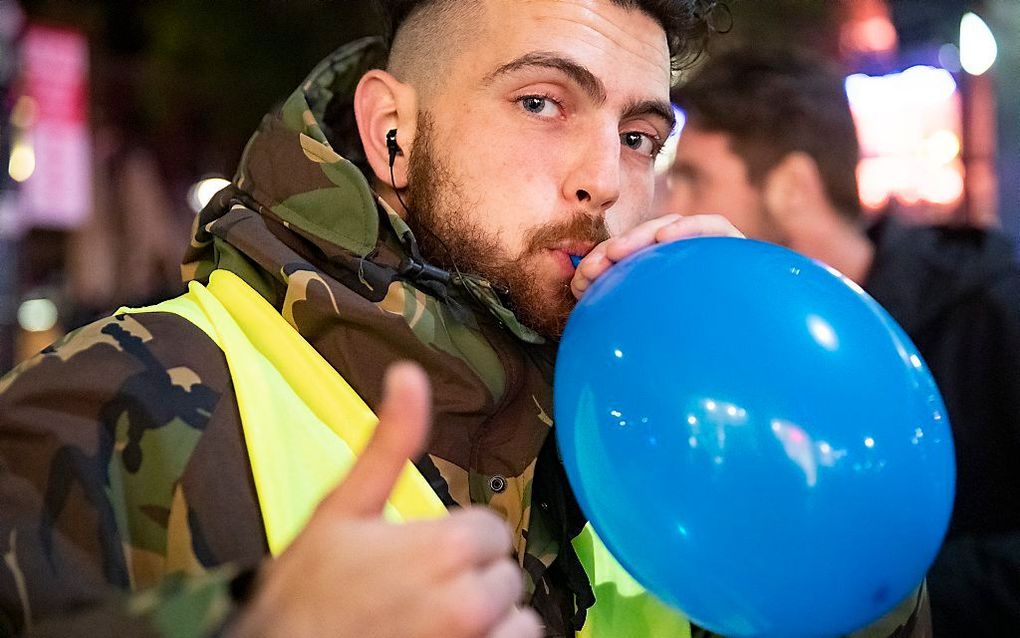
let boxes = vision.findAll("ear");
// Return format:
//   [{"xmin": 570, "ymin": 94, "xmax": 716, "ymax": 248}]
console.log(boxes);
[
  {"xmin": 762, "ymin": 152, "xmax": 825, "ymax": 227},
  {"xmin": 354, "ymin": 69, "xmax": 418, "ymax": 191}
]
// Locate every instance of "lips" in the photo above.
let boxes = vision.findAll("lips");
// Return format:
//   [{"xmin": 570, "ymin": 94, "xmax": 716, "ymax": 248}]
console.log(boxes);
[
  {"xmin": 547, "ymin": 243, "xmax": 595, "ymax": 279},
  {"xmin": 551, "ymin": 241, "xmax": 596, "ymax": 264}
]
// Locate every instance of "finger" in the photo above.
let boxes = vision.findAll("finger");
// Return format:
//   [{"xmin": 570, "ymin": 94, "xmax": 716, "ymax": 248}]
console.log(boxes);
[
  {"xmin": 603, "ymin": 213, "xmax": 682, "ymax": 262},
  {"xmin": 655, "ymin": 214, "xmax": 744, "ymax": 243},
  {"xmin": 423, "ymin": 508, "xmax": 515, "ymax": 576},
  {"xmin": 577, "ymin": 243, "xmax": 609, "ymax": 280},
  {"xmin": 571, "ymin": 213, "xmax": 684, "ymax": 299},
  {"xmin": 432, "ymin": 560, "xmax": 527, "ymax": 637},
  {"xmin": 324, "ymin": 362, "xmax": 432, "ymax": 518},
  {"xmin": 487, "ymin": 608, "xmax": 544, "ymax": 638},
  {"xmin": 571, "ymin": 244, "xmax": 609, "ymax": 299},
  {"xmin": 570, "ymin": 276, "xmax": 589, "ymax": 300}
]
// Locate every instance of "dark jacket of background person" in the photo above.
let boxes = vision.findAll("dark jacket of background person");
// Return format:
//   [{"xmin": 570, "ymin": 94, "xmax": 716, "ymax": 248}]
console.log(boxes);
[{"xmin": 865, "ymin": 216, "xmax": 1020, "ymax": 637}]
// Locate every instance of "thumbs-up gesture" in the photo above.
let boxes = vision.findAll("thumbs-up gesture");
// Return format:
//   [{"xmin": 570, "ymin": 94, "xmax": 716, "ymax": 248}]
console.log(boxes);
[{"xmin": 230, "ymin": 363, "xmax": 542, "ymax": 638}]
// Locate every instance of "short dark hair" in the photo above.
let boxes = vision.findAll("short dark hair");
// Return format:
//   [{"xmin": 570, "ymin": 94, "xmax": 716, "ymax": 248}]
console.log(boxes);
[
  {"xmin": 674, "ymin": 46, "xmax": 863, "ymax": 220},
  {"xmin": 376, "ymin": 0, "xmax": 723, "ymax": 69}
]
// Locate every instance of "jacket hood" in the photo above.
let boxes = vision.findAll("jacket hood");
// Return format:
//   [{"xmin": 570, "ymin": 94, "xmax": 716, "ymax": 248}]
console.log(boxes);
[
  {"xmin": 865, "ymin": 215, "xmax": 1020, "ymax": 335},
  {"xmin": 182, "ymin": 36, "xmax": 545, "ymax": 344}
]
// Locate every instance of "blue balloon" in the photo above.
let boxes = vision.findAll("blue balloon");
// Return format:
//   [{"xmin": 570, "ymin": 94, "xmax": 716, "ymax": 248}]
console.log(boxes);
[{"xmin": 555, "ymin": 238, "xmax": 955, "ymax": 638}]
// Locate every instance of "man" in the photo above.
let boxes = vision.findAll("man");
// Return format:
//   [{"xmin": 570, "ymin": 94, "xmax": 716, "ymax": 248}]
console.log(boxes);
[
  {"xmin": 660, "ymin": 45, "xmax": 1020, "ymax": 637},
  {"xmin": 1, "ymin": 1, "xmax": 741, "ymax": 636}
]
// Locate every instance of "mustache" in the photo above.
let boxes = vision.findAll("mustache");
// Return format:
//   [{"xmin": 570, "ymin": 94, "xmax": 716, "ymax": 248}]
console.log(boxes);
[{"xmin": 523, "ymin": 212, "xmax": 610, "ymax": 254}]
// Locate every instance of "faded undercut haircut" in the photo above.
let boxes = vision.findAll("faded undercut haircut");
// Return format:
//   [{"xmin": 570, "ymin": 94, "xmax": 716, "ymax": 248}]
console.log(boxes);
[
  {"xmin": 375, "ymin": 0, "xmax": 724, "ymax": 80},
  {"xmin": 673, "ymin": 46, "xmax": 863, "ymax": 221}
]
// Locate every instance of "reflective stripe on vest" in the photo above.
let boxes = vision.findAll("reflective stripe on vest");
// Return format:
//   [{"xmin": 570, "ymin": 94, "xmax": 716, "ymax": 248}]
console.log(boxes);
[{"xmin": 120, "ymin": 269, "xmax": 690, "ymax": 638}]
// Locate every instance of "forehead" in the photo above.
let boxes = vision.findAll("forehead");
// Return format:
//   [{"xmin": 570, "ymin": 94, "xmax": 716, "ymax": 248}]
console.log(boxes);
[
  {"xmin": 677, "ymin": 127, "xmax": 740, "ymax": 163},
  {"xmin": 674, "ymin": 126, "xmax": 755, "ymax": 185},
  {"xmin": 456, "ymin": 0, "xmax": 671, "ymax": 97}
]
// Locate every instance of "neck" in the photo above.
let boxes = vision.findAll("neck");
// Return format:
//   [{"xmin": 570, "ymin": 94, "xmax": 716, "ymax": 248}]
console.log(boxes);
[{"xmin": 790, "ymin": 213, "xmax": 875, "ymax": 285}]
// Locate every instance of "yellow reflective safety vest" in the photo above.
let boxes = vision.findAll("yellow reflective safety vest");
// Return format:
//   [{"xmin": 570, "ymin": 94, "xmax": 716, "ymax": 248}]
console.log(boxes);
[{"xmin": 121, "ymin": 269, "xmax": 690, "ymax": 638}]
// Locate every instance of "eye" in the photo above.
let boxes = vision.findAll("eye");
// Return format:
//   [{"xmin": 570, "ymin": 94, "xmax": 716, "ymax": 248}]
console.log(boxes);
[
  {"xmin": 622, "ymin": 131, "xmax": 661, "ymax": 157},
  {"xmin": 621, "ymin": 131, "xmax": 661, "ymax": 157},
  {"xmin": 518, "ymin": 95, "xmax": 561, "ymax": 118}
]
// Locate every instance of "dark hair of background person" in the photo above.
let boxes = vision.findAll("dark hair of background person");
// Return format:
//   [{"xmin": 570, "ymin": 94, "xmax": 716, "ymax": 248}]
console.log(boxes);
[
  {"xmin": 374, "ymin": 0, "xmax": 725, "ymax": 70},
  {"xmin": 673, "ymin": 46, "xmax": 863, "ymax": 222}
]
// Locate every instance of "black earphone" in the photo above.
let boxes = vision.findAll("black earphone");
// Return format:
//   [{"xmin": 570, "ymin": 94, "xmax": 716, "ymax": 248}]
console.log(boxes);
[
  {"xmin": 386, "ymin": 129, "xmax": 402, "ymax": 168},
  {"xmin": 386, "ymin": 129, "xmax": 412, "ymax": 215}
]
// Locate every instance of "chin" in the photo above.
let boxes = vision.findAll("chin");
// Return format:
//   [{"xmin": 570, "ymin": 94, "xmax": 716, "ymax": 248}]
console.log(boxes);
[
  {"xmin": 518, "ymin": 286, "xmax": 575, "ymax": 339},
  {"xmin": 501, "ymin": 255, "xmax": 577, "ymax": 338}
]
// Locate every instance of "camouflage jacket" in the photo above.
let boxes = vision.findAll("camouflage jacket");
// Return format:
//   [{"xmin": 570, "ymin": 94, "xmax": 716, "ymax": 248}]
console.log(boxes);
[
  {"xmin": 0, "ymin": 37, "xmax": 930, "ymax": 638},
  {"xmin": 0, "ymin": 37, "xmax": 588, "ymax": 637}
]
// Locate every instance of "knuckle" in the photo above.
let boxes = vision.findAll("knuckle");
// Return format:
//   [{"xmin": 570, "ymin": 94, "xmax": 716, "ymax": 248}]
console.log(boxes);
[
  {"xmin": 435, "ymin": 589, "xmax": 491, "ymax": 637},
  {"xmin": 484, "ymin": 516, "xmax": 514, "ymax": 551},
  {"xmin": 465, "ymin": 508, "xmax": 511, "ymax": 545},
  {"xmin": 579, "ymin": 262, "xmax": 600, "ymax": 279},
  {"xmin": 493, "ymin": 559, "xmax": 524, "ymax": 598},
  {"xmin": 435, "ymin": 525, "xmax": 474, "ymax": 566},
  {"xmin": 453, "ymin": 589, "xmax": 495, "ymax": 635},
  {"xmin": 518, "ymin": 609, "xmax": 544, "ymax": 637}
]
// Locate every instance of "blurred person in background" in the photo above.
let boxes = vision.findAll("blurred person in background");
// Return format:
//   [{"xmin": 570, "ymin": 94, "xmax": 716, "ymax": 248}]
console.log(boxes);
[
  {"xmin": 67, "ymin": 105, "xmax": 191, "ymax": 326},
  {"xmin": 658, "ymin": 45, "xmax": 1020, "ymax": 637}
]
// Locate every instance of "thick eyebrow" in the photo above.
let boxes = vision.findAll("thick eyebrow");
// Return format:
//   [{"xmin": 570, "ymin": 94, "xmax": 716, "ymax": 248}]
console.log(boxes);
[
  {"xmin": 484, "ymin": 52, "xmax": 607, "ymax": 105},
  {"xmin": 621, "ymin": 98, "xmax": 677, "ymax": 133}
]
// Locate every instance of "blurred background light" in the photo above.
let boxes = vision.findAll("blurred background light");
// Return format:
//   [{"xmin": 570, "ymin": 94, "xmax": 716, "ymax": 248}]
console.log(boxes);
[
  {"xmin": 846, "ymin": 66, "xmax": 957, "ymax": 112},
  {"xmin": 654, "ymin": 105, "xmax": 686, "ymax": 177},
  {"xmin": 926, "ymin": 129, "xmax": 962, "ymax": 164},
  {"xmin": 960, "ymin": 12, "xmax": 998, "ymax": 76},
  {"xmin": 938, "ymin": 43, "xmax": 962, "ymax": 73},
  {"xmin": 9, "ymin": 95, "xmax": 38, "ymax": 129},
  {"xmin": 8, "ymin": 138, "xmax": 35, "ymax": 183},
  {"xmin": 847, "ymin": 66, "xmax": 964, "ymax": 213},
  {"xmin": 17, "ymin": 298, "xmax": 57, "ymax": 333},
  {"xmin": 187, "ymin": 176, "xmax": 231, "ymax": 213}
]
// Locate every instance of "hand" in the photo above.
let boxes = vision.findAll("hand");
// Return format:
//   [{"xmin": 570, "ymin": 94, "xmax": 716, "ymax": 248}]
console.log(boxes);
[
  {"xmin": 571, "ymin": 213, "xmax": 744, "ymax": 299},
  {"xmin": 231, "ymin": 363, "xmax": 542, "ymax": 638}
]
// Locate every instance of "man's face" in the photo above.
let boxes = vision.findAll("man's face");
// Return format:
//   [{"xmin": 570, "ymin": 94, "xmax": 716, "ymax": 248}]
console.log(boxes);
[
  {"xmin": 406, "ymin": 0, "xmax": 673, "ymax": 337},
  {"xmin": 658, "ymin": 125, "xmax": 783, "ymax": 243}
]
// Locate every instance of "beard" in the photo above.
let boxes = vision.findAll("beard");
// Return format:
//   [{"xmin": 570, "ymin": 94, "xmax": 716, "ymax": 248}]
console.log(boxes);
[{"xmin": 404, "ymin": 112, "xmax": 610, "ymax": 338}]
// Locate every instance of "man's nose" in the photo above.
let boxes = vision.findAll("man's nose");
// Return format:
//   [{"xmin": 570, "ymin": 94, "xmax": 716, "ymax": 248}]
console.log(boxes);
[{"xmin": 563, "ymin": 130, "xmax": 622, "ymax": 213}]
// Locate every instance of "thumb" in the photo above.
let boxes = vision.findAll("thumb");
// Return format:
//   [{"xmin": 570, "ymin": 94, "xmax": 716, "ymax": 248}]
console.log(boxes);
[{"xmin": 322, "ymin": 362, "xmax": 432, "ymax": 518}]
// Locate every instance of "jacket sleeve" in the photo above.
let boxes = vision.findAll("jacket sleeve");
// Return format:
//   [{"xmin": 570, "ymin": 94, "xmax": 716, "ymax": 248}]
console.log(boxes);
[
  {"xmin": 0, "ymin": 311, "xmax": 249, "ymax": 637},
  {"xmin": 23, "ymin": 568, "xmax": 248, "ymax": 638}
]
